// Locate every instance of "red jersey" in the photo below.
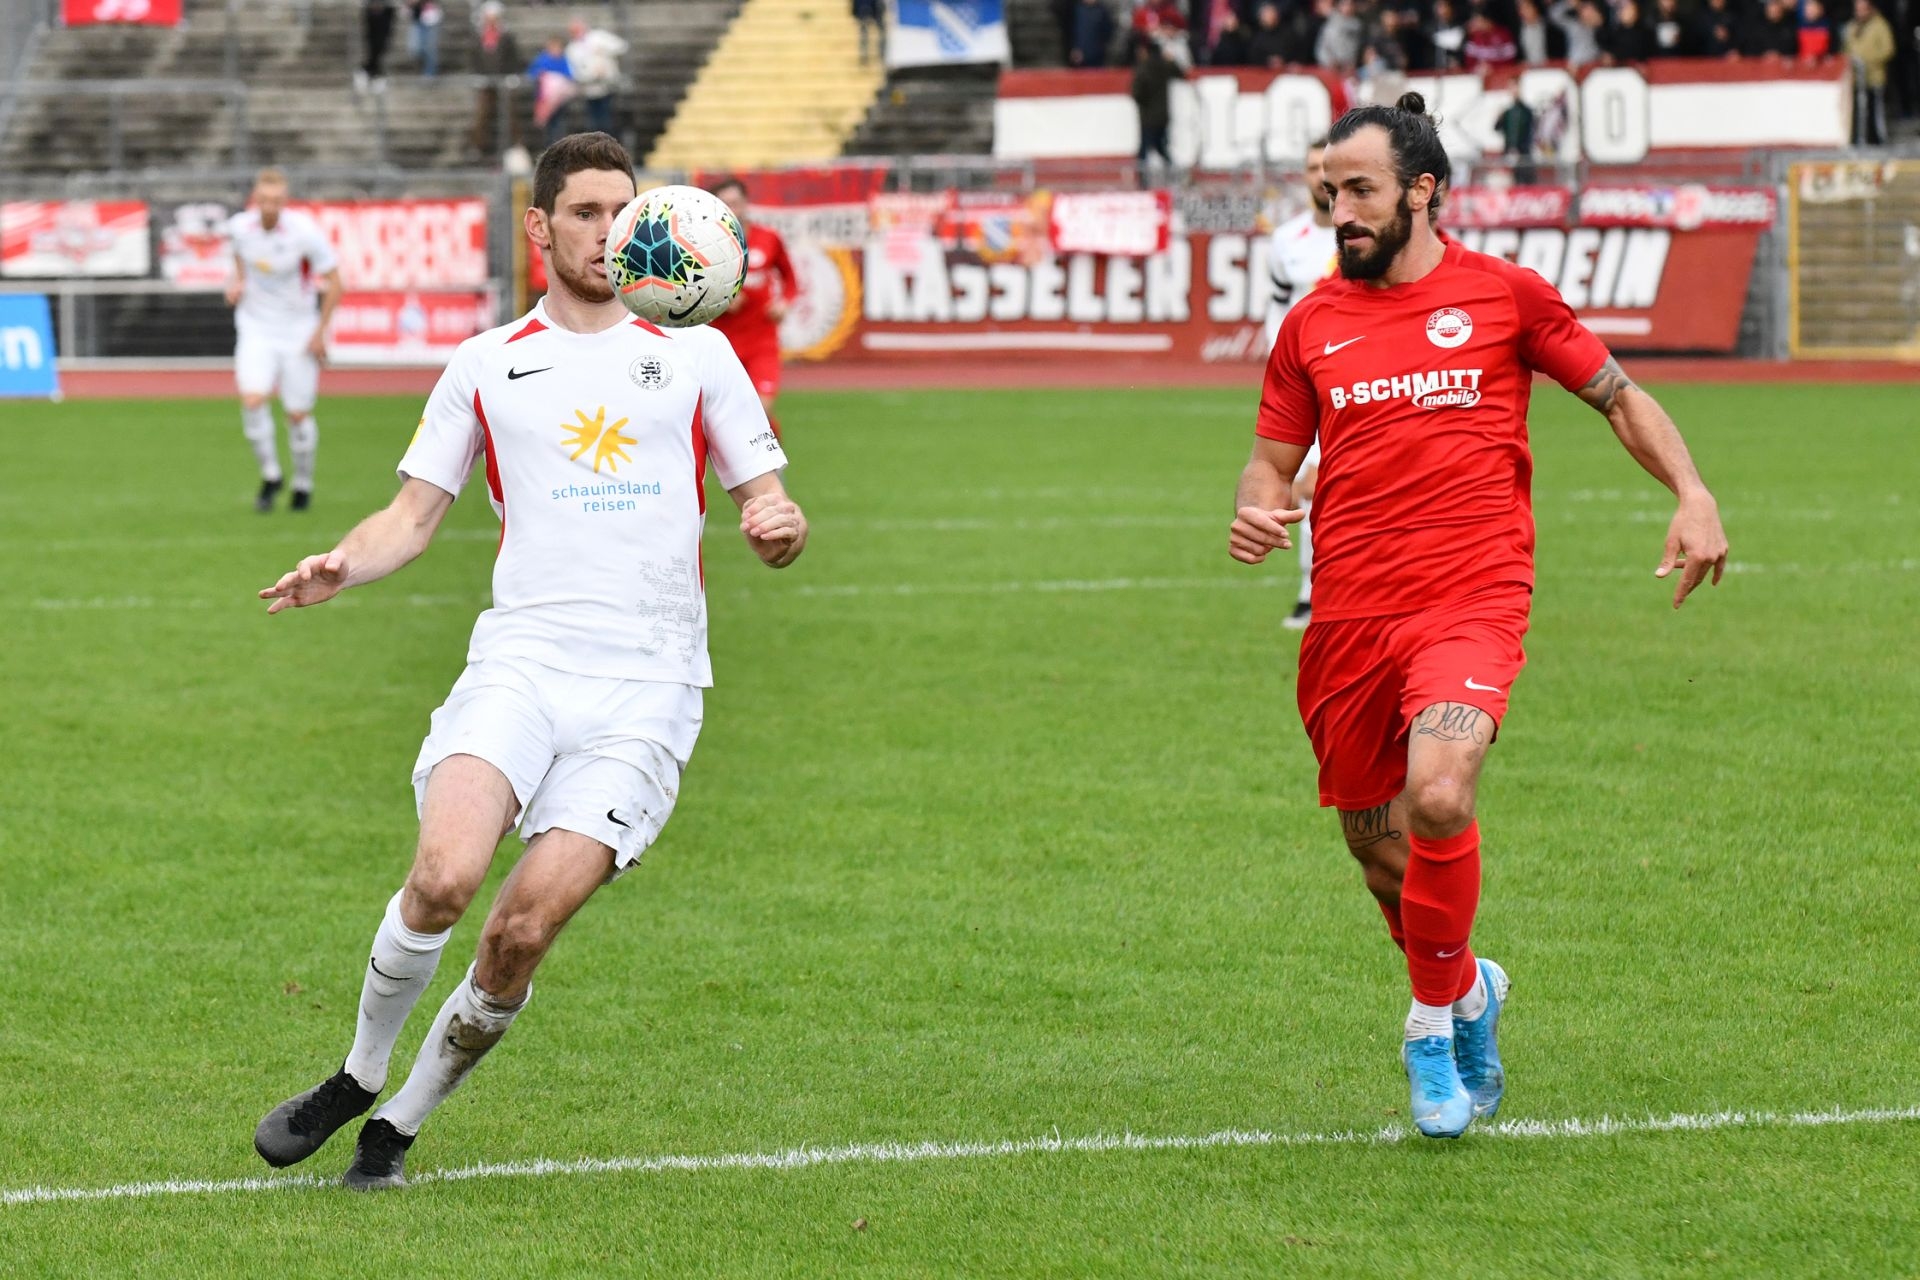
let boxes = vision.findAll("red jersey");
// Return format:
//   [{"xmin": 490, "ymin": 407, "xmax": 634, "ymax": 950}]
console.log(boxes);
[
  {"xmin": 1257, "ymin": 237, "xmax": 1609, "ymax": 622},
  {"xmin": 712, "ymin": 224, "xmax": 795, "ymax": 350}
]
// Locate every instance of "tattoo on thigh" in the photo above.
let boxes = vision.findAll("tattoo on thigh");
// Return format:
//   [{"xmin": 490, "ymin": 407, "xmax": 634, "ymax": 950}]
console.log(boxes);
[
  {"xmin": 1339, "ymin": 803, "xmax": 1403, "ymax": 851},
  {"xmin": 1412, "ymin": 702, "xmax": 1491, "ymax": 746}
]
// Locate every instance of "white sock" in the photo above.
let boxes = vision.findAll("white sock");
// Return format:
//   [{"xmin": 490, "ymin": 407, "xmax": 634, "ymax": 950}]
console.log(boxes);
[
  {"xmin": 374, "ymin": 964, "xmax": 528, "ymax": 1136},
  {"xmin": 288, "ymin": 414, "xmax": 318, "ymax": 491},
  {"xmin": 1295, "ymin": 499, "xmax": 1313, "ymax": 604},
  {"xmin": 1405, "ymin": 999, "xmax": 1454, "ymax": 1041},
  {"xmin": 242, "ymin": 403, "xmax": 282, "ymax": 482},
  {"xmin": 343, "ymin": 891, "xmax": 450, "ymax": 1092},
  {"xmin": 1452, "ymin": 967, "xmax": 1489, "ymax": 1022}
]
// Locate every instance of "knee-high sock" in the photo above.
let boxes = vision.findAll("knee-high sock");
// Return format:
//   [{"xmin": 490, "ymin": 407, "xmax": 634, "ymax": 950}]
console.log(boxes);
[
  {"xmin": 374, "ymin": 964, "xmax": 528, "ymax": 1136},
  {"xmin": 288, "ymin": 414, "xmax": 318, "ymax": 491},
  {"xmin": 1400, "ymin": 822, "xmax": 1481, "ymax": 1007},
  {"xmin": 1295, "ymin": 499, "xmax": 1313, "ymax": 603},
  {"xmin": 242, "ymin": 403, "xmax": 281, "ymax": 482},
  {"xmin": 1375, "ymin": 896, "xmax": 1406, "ymax": 953},
  {"xmin": 343, "ymin": 891, "xmax": 450, "ymax": 1092}
]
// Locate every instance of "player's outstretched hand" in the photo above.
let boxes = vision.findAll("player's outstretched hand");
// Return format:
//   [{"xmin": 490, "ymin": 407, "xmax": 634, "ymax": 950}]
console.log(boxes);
[
  {"xmin": 740, "ymin": 493, "xmax": 807, "ymax": 568},
  {"xmin": 306, "ymin": 331, "xmax": 329, "ymax": 368},
  {"xmin": 1229, "ymin": 505, "xmax": 1305, "ymax": 564},
  {"xmin": 259, "ymin": 550, "xmax": 351, "ymax": 614},
  {"xmin": 224, "ymin": 279, "xmax": 242, "ymax": 307},
  {"xmin": 1655, "ymin": 493, "xmax": 1728, "ymax": 609}
]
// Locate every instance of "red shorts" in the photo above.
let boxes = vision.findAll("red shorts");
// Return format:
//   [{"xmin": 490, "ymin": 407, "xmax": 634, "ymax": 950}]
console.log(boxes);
[{"xmin": 1295, "ymin": 585, "xmax": 1531, "ymax": 810}]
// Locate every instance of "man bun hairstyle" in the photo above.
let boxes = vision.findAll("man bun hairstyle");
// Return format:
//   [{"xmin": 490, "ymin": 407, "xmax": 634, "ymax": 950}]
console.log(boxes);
[
  {"xmin": 1325, "ymin": 91, "xmax": 1451, "ymax": 220},
  {"xmin": 532, "ymin": 131, "xmax": 635, "ymax": 214}
]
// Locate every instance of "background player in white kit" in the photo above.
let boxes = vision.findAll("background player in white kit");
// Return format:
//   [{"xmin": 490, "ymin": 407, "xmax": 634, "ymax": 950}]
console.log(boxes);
[
  {"xmin": 225, "ymin": 168, "xmax": 342, "ymax": 513},
  {"xmin": 249, "ymin": 134, "xmax": 807, "ymax": 1190},
  {"xmin": 1263, "ymin": 138, "xmax": 1337, "ymax": 629},
  {"xmin": 225, "ymin": 167, "xmax": 339, "ymax": 514}
]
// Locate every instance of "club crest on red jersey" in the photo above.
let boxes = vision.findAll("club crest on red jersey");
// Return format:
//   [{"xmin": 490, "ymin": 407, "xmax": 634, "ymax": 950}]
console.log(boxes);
[{"xmin": 1426, "ymin": 308, "xmax": 1473, "ymax": 349}]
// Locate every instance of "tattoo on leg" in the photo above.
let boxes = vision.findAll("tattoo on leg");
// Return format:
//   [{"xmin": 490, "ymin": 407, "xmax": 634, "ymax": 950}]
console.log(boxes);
[
  {"xmin": 1412, "ymin": 702, "xmax": 1491, "ymax": 746},
  {"xmin": 1576, "ymin": 356, "xmax": 1635, "ymax": 416},
  {"xmin": 1340, "ymin": 802, "xmax": 1403, "ymax": 852}
]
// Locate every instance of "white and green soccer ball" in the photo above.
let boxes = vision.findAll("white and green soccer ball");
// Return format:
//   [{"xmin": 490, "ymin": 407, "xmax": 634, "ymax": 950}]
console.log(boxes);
[{"xmin": 605, "ymin": 184, "xmax": 748, "ymax": 327}]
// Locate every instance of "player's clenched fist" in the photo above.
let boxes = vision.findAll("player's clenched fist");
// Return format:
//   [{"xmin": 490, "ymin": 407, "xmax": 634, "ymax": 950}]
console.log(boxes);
[
  {"xmin": 740, "ymin": 493, "xmax": 807, "ymax": 568},
  {"xmin": 1229, "ymin": 505, "xmax": 1305, "ymax": 564},
  {"xmin": 260, "ymin": 549, "xmax": 350, "ymax": 613}
]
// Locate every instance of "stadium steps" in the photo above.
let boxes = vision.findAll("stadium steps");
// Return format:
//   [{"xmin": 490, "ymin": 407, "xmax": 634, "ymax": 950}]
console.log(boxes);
[
  {"xmin": 1006, "ymin": 0, "xmax": 1066, "ymax": 66},
  {"xmin": 0, "ymin": 0, "xmax": 738, "ymax": 174},
  {"xmin": 842, "ymin": 64, "xmax": 999, "ymax": 159},
  {"xmin": 647, "ymin": 0, "xmax": 883, "ymax": 171}
]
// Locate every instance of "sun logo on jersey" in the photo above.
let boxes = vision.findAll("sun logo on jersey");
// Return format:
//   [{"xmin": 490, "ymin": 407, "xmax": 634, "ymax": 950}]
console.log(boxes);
[{"xmin": 560, "ymin": 406, "xmax": 637, "ymax": 474}]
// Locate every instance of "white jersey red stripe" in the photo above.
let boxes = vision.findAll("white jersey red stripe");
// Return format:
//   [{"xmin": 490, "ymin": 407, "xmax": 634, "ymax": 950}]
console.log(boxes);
[{"xmin": 400, "ymin": 300, "xmax": 786, "ymax": 687}]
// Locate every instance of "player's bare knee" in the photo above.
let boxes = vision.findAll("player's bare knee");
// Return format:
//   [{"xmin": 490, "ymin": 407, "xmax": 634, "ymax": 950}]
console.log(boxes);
[
  {"xmin": 286, "ymin": 409, "xmax": 310, "ymax": 425},
  {"xmin": 401, "ymin": 860, "xmax": 478, "ymax": 931},
  {"xmin": 480, "ymin": 908, "xmax": 555, "ymax": 973},
  {"xmin": 1404, "ymin": 777, "xmax": 1476, "ymax": 838},
  {"xmin": 241, "ymin": 393, "xmax": 269, "ymax": 412}
]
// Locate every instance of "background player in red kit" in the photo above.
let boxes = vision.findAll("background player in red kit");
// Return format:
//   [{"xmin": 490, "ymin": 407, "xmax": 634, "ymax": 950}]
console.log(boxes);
[
  {"xmin": 1228, "ymin": 94, "xmax": 1729, "ymax": 1139},
  {"xmin": 709, "ymin": 176, "xmax": 796, "ymax": 435}
]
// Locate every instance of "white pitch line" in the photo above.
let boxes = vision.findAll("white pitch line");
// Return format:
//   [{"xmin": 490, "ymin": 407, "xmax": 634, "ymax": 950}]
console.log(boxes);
[
  {"xmin": 13, "ymin": 558, "xmax": 1920, "ymax": 614},
  {"xmin": 4, "ymin": 1103, "xmax": 1917, "ymax": 1207}
]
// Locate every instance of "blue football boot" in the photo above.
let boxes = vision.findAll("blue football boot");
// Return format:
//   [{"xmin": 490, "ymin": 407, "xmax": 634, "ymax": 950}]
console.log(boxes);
[
  {"xmin": 1452, "ymin": 958, "xmax": 1511, "ymax": 1119},
  {"xmin": 1402, "ymin": 1035, "xmax": 1474, "ymax": 1138}
]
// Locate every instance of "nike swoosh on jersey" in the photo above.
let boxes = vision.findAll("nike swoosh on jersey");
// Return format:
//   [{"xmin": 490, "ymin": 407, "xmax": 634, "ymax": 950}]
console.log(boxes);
[
  {"xmin": 506, "ymin": 366, "xmax": 552, "ymax": 380},
  {"xmin": 607, "ymin": 809, "xmax": 631, "ymax": 829},
  {"xmin": 1464, "ymin": 677, "xmax": 1503, "ymax": 693},
  {"xmin": 1323, "ymin": 336, "xmax": 1365, "ymax": 355}
]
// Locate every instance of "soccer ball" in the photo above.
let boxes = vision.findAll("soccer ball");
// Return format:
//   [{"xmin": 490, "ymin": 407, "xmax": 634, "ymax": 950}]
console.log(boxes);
[{"xmin": 605, "ymin": 185, "xmax": 748, "ymax": 328}]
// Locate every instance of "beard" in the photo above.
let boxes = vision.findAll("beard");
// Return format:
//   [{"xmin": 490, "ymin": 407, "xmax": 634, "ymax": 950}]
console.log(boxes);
[
  {"xmin": 1337, "ymin": 190, "xmax": 1415, "ymax": 281},
  {"xmin": 550, "ymin": 245, "xmax": 615, "ymax": 305},
  {"xmin": 1309, "ymin": 187, "xmax": 1332, "ymax": 215}
]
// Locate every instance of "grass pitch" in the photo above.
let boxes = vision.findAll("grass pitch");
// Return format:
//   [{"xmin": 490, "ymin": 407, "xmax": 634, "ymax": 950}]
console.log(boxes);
[{"xmin": 1, "ymin": 380, "xmax": 1917, "ymax": 1277}]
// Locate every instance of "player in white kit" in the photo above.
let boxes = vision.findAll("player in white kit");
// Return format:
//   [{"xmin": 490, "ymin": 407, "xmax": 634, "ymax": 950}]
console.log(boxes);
[
  {"xmin": 225, "ymin": 168, "xmax": 342, "ymax": 512},
  {"xmin": 249, "ymin": 135, "xmax": 807, "ymax": 1190},
  {"xmin": 1262, "ymin": 138, "xmax": 1337, "ymax": 629}
]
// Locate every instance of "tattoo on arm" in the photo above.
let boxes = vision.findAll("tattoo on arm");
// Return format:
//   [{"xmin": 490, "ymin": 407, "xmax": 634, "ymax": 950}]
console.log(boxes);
[
  {"xmin": 1411, "ymin": 703, "xmax": 1491, "ymax": 746},
  {"xmin": 1576, "ymin": 356, "xmax": 1635, "ymax": 416},
  {"xmin": 1339, "ymin": 802, "xmax": 1403, "ymax": 852}
]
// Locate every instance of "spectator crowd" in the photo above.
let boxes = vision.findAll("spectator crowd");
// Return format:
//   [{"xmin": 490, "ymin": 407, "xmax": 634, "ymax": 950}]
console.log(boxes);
[{"xmin": 1059, "ymin": 0, "xmax": 1911, "ymax": 142}]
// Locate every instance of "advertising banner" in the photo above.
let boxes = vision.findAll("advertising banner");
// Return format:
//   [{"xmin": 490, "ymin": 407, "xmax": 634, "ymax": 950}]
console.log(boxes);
[
  {"xmin": 0, "ymin": 201, "xmax": 151, "ymax": 277},
  {"xmin": 324, "ymin": 289, "xmax": 497, "ymax": 365},
  {"xmin": 994, "ymin": 60, "xmax": 1849, "ymax": 166},
  {"xmin": 0, "ymin": 294, "xmax": 60, "ymax": 399},
  {"xmin": 774, "ymin": 221, "xmax": 1762, "ymax": 362},
  {"xmin": 62, "ymin": 0, "xmax": 183, "ymax": 25},
  {"xmin": 886, "ymin": 0, "xmax": 1011, "ymax": 70}
]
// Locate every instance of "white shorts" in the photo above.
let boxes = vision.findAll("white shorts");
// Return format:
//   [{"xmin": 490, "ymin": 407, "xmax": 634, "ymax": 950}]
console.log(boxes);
[
  {"xmin": 411, "ymin": 654, "xmax": 704, "ymax": 881},
  {"xmin": 235, "ymin": 325, "xmax": 320, "ymax": 411}
]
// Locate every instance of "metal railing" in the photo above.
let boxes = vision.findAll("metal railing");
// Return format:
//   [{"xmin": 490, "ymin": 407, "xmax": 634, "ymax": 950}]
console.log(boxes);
[{"xmin": 6, "ymin": 79, "xmax": 254, "ymax": 171}]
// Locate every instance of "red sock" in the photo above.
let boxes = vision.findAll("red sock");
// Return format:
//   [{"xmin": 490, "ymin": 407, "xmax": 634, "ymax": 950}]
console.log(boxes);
[
  {"xmin": 1400, "ymin": 821, "xmax": 1481, "ymax": 1006},
  {"xmin": 1375, "ymin": 898, "xmax": 1407, "ymax": 953}
]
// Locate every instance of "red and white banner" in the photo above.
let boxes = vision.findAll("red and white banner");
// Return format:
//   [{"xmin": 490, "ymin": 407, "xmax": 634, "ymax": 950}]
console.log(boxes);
[
  {"xmin": 1049, "ymin": 190, "xmax": 1172, "ymax": 257},
  {"xmin": 0, "ymin": 200, "xmax": 150, "ymax": 277},
  {"xmin": 292, "ymin": 199, "xmax": 490, "ymax": 290},
  {"xmin": 325, "ymin": 290, "xmax": 497, "ymax": 364},
  {"xmin": 1576, "ymin": 185, "xmax": 1777, "ymax": 230},
  {"xmin": 994, "ymin": 59, "xmax": 1850, "ymax": 166},
  {"xmin": 774, "ymin": 221, "xmax": 1759, "ymax": 363},
  {"xmin": 1446, "ymin": 187, "xmax": 1573, "ymax": 229},
  {"xmin": 62, "ymin": 0, "xmax": 182, "ymax": 25}
]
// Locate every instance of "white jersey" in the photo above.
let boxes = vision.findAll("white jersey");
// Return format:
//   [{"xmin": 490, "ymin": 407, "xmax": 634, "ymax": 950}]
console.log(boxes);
[
  {"xmin": 1265, "ymin": 210, "xmax": 1339, "ymax": 331},
  {"xmin": 227, "ymin": 208, "xmax": 337, "ymax": 338},
  {"xmin": 399, "ymin": 301, "xmax": 788, "ymax": 687}
]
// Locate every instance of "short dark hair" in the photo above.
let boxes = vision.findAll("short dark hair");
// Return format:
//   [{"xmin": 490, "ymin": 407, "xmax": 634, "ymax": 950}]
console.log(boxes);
[
  {"xmin": 707, "ymin": 174, "xmax": 747, "ymax": 201},
  {"xmin": 1307, "ymin": 134, "xmax": 1329, "ymax": 152},
  {"xmin": 532, "ymin": 132, "xmax": 634, "ymax": 214},
  {"xmin": 1326, "ymin": 91, "xmax": 1450, "ymax": 220}
]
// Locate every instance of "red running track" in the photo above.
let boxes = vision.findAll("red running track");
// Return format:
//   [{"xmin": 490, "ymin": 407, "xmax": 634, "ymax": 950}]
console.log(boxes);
[{"xmin": 52, "ymin": 356, "xmax": 1920, "ymax": 400}]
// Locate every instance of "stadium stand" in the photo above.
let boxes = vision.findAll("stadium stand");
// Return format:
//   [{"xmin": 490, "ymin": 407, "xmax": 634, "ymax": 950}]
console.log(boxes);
[
  {"xmin": 647, "ymin": 0, "xmax": 881, "ymax": 171},
  {"xmin": 0, "ymin": 0, "xmax": 739, "ymax": 173}
]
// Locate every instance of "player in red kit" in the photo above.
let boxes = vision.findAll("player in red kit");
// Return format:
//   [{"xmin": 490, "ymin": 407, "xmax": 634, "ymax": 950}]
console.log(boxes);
[
  {"xmin": 1229, "ymin": 94, "xmax": 1729, "ymax": 1139},
  {"xmin": 708, "ymin": 176, "xmax": 796, "ymax": 435}
]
